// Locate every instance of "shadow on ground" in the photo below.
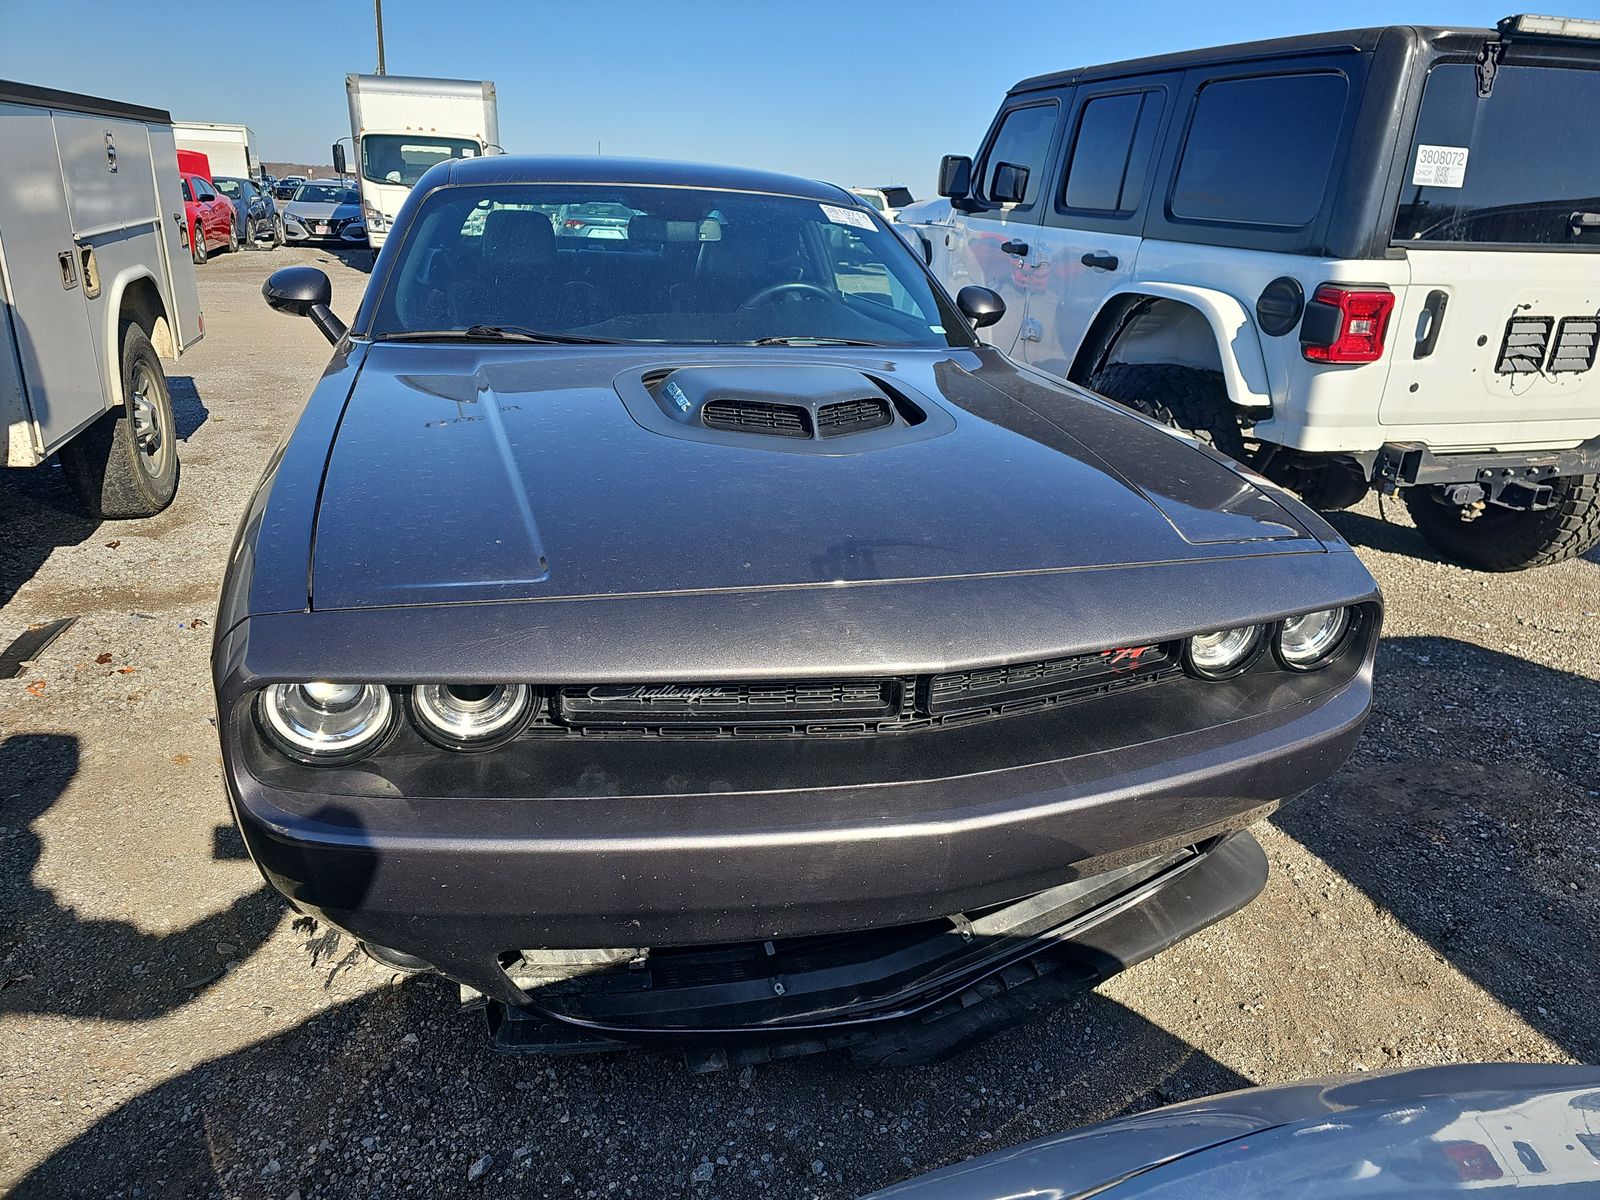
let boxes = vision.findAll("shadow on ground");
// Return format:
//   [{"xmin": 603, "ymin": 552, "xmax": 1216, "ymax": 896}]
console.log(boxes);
[{"xmin": 1274, "ymin": 635, "xmax": 1600, "ymax": 1063}]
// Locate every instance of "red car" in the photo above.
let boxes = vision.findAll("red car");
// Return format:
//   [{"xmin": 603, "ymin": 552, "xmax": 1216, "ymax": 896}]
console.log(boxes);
[{"xmin": 180, "ymin": 171, "xmax": 237, "ymax": 264}]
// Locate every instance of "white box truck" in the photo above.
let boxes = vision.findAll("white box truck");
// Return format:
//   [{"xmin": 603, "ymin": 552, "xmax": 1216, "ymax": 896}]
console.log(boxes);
[
  {"xmin": 173, "ymin": 121, "xmax": 259, "ymax": 181},
  {"xmin": 337, "ymin": 73, "xmax": 499, "ymax": 251},
  {"xmin": 1, "ymin": 81, "xmax": 202, "ymax": 517}
]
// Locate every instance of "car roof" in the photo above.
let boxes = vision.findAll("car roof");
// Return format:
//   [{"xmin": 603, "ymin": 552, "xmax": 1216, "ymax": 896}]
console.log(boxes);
[
  {"xmin": 441, "ymin": 154, "xmax": 854, "ymax": 203},
  {"xmin": 1010, "ymin": 24, "xmax": 1490, "ymax": 91}
]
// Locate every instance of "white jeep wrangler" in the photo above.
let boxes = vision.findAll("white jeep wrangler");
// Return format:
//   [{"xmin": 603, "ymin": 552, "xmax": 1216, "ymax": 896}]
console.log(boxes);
[{"xmin": 910, "ymin": 15, "xmax": 1600, "ymax": 570}]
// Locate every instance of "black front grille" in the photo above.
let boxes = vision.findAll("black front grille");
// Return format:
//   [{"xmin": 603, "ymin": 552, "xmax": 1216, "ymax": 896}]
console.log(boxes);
[
  {"xmin": 1496, "ymin": 317, "xmax": 1553, "ymax": 374},
  {"xmin": 816, "ymin": 397, "xmax": 892, "ymax": 437},
  {"xmin": 702, "ymin": 399, "xmax": 811, "ymax": 437},
  {"xmin": 1550, "ymin": 317, "xmax": 1599, "ymax": 374},
  {"xmin": 558, "ymin": 680, "xmax": 898, "ymax": 727},
  {"xmin": 543, "ymin": 644, "xmax": 1177, "ymax": 738}
]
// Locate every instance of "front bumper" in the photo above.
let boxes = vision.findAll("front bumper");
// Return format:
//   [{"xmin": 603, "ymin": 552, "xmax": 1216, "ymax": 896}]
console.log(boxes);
[{"xmin": 226, "ymin": 645, "xmax": 1372, "ymax": 1007}]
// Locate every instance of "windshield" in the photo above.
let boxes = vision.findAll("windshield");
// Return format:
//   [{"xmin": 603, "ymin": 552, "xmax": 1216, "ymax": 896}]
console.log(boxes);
[
  {"xmin": 361, "ymin": 133, "xmax": 481, "ymax": 188},
  {"xmin": 294, "ymin": 183, "xmax": 359, "ymax": 205},
  {"xmin": 1394, "ymin": 63, "xmax": 1600, "ymax": 248},
  {"xmin": 369, "ymin": 183, "xmax": 969, "ymax": 348},
  {"xmin": 213, "ymin": 178, "xmax": 242, "ymax": 198}
]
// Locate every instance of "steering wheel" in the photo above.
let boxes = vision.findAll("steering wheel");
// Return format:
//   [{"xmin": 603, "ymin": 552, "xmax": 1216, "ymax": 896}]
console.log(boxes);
[{"xmin": 738, "ymin": 281, "xmax": 833, "ymax": 309}]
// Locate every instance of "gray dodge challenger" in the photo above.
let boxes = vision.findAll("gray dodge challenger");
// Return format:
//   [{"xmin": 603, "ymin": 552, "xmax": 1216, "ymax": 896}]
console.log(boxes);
[{"xmin": 215, "ymin": 155, "xmax": 1381, "ymax": 1064}]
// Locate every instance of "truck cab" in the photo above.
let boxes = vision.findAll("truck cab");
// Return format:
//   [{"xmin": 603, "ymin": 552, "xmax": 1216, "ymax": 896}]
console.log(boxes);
[{"xmin": 339, "ymin": 73, "xmax": 499, "ymax": 252}]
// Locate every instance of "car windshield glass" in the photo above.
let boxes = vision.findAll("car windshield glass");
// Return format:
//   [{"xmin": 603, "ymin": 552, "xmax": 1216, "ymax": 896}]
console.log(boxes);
[
  {"xmin": 1394, "ymin": 63, "xmax": 1600, "ymax": 248},
  {"xmin": 214, "ymin": 179, "xmax": 242, "ymax": 197},
  {"xmin": 295, "ymin": 183, "xmax": 358, "ymax": 205},
  {"xmin": 361, "ymin": 134, "xmax": 480, "ymax": 187},
  {"xmin": 369, "ymin": 183, "xmax": 970, "ymax": 348}
]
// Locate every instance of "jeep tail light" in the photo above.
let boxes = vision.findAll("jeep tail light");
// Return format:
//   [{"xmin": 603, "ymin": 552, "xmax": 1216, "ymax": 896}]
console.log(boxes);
[{"xmin": 1300, "ymin": 284, "xmax": 1395, "ymax": 364}]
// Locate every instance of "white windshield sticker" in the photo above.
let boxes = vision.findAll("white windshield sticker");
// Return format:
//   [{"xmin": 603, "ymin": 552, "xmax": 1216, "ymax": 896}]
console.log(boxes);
[
  {"xmin": 1413, "ymin": 144, "xmax": 1469, "ymax": 189},
  {"xmin": 820, "ymin": 203, "xmax": 875, "ymax": 230}
]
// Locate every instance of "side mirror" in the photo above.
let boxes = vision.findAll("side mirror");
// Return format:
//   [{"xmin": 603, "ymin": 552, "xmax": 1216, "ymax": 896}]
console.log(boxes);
[
  {"xmin": 263, "ymin": 266, "xmax": 347, "ymax": 345},
  {"xmin": 956, "ymin": 285, "xmax": 1006, "ymax": 330},
  {"xmin": 991, "ymin": 162, "xmax": 1030, "ymax": 206},
  {"xmin": 332, "ymin": 142, "xmax": 347, "ymax": 175},
  {"xmin": 937, "ymin": 154, "xmax": 972, "ymax": 200}
]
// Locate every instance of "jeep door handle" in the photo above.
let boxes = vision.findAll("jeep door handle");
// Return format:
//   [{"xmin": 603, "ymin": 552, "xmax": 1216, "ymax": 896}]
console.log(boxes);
[
  {"xmin": 1000, "ymin": 239, "xmax": 1029, "ymax": 257},
  {"xmin": 1081, "ymin": 251, "xmax": 1119, "ymax": 271},
  {"xmin": 1414, "ymin": 289, "xmax": 1449, "ymax": 359}
]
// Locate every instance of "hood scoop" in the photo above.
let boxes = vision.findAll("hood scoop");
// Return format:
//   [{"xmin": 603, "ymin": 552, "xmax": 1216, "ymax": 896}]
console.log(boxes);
[{"xmin": 616, "ymin": 363, "xmax": 953, "ymax": 454}]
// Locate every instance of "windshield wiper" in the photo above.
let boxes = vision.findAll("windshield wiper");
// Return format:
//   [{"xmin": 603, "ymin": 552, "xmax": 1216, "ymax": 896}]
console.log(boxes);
[
  {"xmin": 377, "ymin": 325, "xmax": 626, "ymax": 345},
  {"xmin": 747, "ymin": 335, "xmax": 894, "ymax": 347}
]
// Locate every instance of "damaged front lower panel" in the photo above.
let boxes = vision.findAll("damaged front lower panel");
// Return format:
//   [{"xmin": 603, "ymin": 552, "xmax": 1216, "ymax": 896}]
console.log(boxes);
[{"xmin": 481, "ymin": 830, "xmax": 1269, "ymax": 1070}]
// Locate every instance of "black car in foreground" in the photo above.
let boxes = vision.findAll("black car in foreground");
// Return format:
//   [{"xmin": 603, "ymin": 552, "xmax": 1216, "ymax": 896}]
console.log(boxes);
[{"xmin": 218, "ymin": 155, "xmax": 1381, "ymax": 1065}]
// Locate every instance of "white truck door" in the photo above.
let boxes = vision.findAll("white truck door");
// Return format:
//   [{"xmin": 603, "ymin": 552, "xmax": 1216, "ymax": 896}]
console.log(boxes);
[
  {"xmin": 0, "ymin": 102, "xmax": 110, "ymax": 456},
  {"xmin": 1025, "ymin": 81, "xmax": 1171, "ymax": 381},
  {"xmin": 943, "ymin": 97, "xmax": 1062, "ymax": 356}
]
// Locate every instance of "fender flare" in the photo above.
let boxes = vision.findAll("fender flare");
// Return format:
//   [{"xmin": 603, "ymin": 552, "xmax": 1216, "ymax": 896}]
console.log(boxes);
[
  {"xmin": 102, "ymin": 266, "xmax": 172, "ymax": 408},
  {"xmin": 1099, "ymin": 283, "xmax": 1274, "ymax": 409}
]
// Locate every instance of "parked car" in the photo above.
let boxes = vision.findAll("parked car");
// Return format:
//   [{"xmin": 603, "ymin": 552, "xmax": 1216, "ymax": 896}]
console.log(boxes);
[
  {"xmin": 180, "ymin": 171, "xmax": 236, "ymax": 263},
  {"xmin": 555, "ymin": 200, "xmax": 633, "ymax": 238},
  {"xmin": 849, "ymin": 185, "xmax": 915, "ymax": 221},
  {"xmin": 221, "ymin": 155, "xmax": 1380, "ymax": 1064},
  {"xmin": 914, "ymin": 14, "xmax": 1600, "ymax": 571},
  {"xmin": 212, "ymin": 175, "xmax": 283, "ymax": 248},
  {"xmin": 282, "ymin": 180, "xmax": 364, "ymax": 244},
  {"xmin": 866, "ymin": 1064, "xmax": 1600, "ymax": 1197},
  {"xmin": 0, "ymin": 79, "xmax": 201, "ymax": 517},
  {"xmin": 273, "ymin": 174, "xmax": 307, "ymax": 200}
]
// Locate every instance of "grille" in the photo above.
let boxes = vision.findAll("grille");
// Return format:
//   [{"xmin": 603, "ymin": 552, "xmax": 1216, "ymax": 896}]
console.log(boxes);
[
  {"xmin": 927, "ymin": 645, "xmax": 1172, "ymax": 715},
  {"xmin": 558, "ymin": 680, "xmax": 898, "ymax": 727},
  {"xmin": 1496, "ymin": 317, "xmax": 1553, "ymax": 373},
  {"xmin": 702, "ymin": 399, "xmax": 811, "ymax": 437},
  {"xmin": 1550, "ymin": 317, "xmax": 1599, "ymax": 374},
  {"xmin": 816, "ymin": 397, "xmax": 893, "ymax": 437}
]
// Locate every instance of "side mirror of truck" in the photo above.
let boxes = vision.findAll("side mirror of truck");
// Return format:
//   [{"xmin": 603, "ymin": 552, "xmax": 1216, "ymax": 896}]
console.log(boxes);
[
  {"xmin": 263, "ymin": 267, "xmax": 347, "ymax": 345},
  {"xmin": 332, "ymin": 143, "xmax": 347, "ymax": 175},
  {"xmin": 956, "ymin": 285, "xmax": 1006, "ymax": 330},
  {"xmin": 937, "ymin": 154, "xmax": 972, "ymax": 200},
  {"xmin": 990, "ymin": 162, "xmax": 1030, "ymax": 206}
]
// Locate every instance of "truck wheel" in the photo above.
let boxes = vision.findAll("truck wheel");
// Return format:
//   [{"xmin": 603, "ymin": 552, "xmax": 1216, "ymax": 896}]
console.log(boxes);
[
  {"xmin": 1403, "ymin": 477, "xmax": 1600, "ymax": 571},
  {"xmin": 58, "ymin": 324, "xmax": 179, "ymax": 519},
  {"xmin": 191, "ymin": 222, "xmax": 207, "ymax": 264},
  {"xmin": 1083, "ymin": 363, "xmax": 1247, "ymax": 461}
]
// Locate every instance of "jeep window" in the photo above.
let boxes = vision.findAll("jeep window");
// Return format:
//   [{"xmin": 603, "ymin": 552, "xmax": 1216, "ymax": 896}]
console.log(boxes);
[
  {"xmin": 1171, "ymin": 73, "xmax": 1348, "ymax": 226},
  {"xmin": 1393, "ymin": 63, "xmax": 1600, "ymax": 248},
  {"xmin": 1061, "ymin": 91, "xmax": 1163, "ymax": 214},
  {"xmin": 371, "ymin": 184, "xmax": 970, "ymax": 348},
  {"xmin": 978, "ymin": 102, "xmax": 1057, "ymax": 208},
  {"xmin": 361, "ymin": 134, "xmax": 480, "ymax": 187}
]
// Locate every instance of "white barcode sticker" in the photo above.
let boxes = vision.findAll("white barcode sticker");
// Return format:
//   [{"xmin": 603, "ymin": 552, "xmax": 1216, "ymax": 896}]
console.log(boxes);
[
  {"xmin": 1413, "ymin": 144, "xmax": 1469, "ymax": 188},
  {"xmin": 820, "ymin": 203, "xmax": 875, "ymax": 230}
]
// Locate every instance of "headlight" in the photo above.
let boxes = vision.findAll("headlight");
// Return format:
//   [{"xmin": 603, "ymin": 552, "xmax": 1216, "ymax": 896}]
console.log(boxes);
[
  {"xmin": 1276, "ymin": 607, "xmax": 1352, "ymax": 670},
  {"xmin": 258, "ymin": 682, "xmax": 394, "ymax": 763},
  {"xmin": 411, "ymin": 683, "xmax": 534, "ymax": 750},
  {"xmin": 363, "ymin": 200, "xmax": 387, "ymax": 231},
  {"xmin": 1184, "ymin": 625, "xmax": 1265, "ymax": 680}
]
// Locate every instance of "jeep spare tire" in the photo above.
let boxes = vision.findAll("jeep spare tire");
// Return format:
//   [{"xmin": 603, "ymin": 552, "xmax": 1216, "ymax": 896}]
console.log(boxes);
[
  {"xmin": 1404, "ymin": 477, "xmax": 1600, "ymax": 571},
  {"xmin": 1083, "ymin": 363, "xmax": 1247, "ymax": 462}
]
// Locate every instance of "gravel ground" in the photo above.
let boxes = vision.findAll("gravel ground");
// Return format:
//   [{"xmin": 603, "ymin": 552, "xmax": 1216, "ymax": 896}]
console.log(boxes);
[{"xmin": 1, "ymin": 244, "xmax": 1597, "ymax": 1198}]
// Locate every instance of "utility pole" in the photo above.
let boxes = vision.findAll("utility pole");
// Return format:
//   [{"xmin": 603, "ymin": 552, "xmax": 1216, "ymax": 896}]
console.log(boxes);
[{"xmin": 375, "ymin": 0, "xmax": 387, "ymax": 74}]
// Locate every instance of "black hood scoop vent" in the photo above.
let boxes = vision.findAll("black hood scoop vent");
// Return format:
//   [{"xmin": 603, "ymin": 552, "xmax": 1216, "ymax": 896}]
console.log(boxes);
[{"xmin": 616, "ymin": 363, "xmax": 953, "ymax": 454}]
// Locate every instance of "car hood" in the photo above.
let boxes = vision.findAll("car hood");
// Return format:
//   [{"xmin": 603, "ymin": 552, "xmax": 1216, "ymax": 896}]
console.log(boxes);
[
  {"xmin": 310, "ymin": 345, "xmax": 1325, "ymax": 610},
  {"xmin": 288, "ymin": 200, "xmax": 358, "ymax": 220},
  {"xmin": 864, "ymin": 1065, "xmax": 1600, "ymax": 1198}
]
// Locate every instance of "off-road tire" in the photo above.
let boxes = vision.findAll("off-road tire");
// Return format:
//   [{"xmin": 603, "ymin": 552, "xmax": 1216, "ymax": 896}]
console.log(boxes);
[
  {"xmin": 1403, "ymin": 476, "xmax": 1600, "ymax": 571},
  {"xmin": 1083, "ymin": 363, "xmax": 1247, "ymax": 462},
  {"xmin": 190, "ymin": 221, "xmax": 207, "ymax": 264},
  {"xmin": 58, "ymin": 324, "xmax": 179, "ymax": 519}
]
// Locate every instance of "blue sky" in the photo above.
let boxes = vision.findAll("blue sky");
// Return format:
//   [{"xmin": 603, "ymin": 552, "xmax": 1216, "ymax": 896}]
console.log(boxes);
[{"xmin": 5, "ymin": 1, "xmax": 1598, "ymax": 195}]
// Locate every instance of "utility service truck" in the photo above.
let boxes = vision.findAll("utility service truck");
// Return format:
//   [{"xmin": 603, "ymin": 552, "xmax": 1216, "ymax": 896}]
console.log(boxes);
[
  {"xmin": 337, "ymin": 73, "xmax": 499, "ymax": 252},
  {"xmin": 1, "ymin": 81, "xmax": 202, "ymax": 517}
]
